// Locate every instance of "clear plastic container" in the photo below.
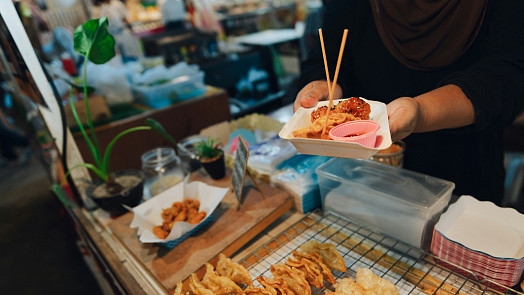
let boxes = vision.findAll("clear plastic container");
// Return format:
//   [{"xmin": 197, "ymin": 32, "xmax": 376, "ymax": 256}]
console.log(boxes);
[
  {"xmin": 315, "ymin": 158, "xmax": 455, "ymax": 250},
  {"xmin": 141, "ymin": 147, "xmax": 186, "ymax": 197}
]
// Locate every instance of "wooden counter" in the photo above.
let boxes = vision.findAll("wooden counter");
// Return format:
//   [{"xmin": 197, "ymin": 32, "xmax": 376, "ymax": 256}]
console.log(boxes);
[
  {"xmin": 72, "ymin": 86, "xmax": 231, "ymax": 172},
  {"xmin": 67, "ymin": 169, "xmax": 297, "ymax": 294}
]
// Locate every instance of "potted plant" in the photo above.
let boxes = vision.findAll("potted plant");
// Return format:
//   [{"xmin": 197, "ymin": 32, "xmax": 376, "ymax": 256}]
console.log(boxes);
[
  {"xmin": 51, "ymin": 18, "xmax": 177, "ymax": 215},
  {"xmin": 194, "ymin": 137, "xmax": 226, "ymax": 180}
]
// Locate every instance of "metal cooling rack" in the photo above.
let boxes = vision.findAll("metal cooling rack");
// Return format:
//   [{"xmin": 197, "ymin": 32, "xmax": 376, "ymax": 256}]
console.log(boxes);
[{"xmin": 237, "ymin": 211, "xmax": 524, "ymax": 295}]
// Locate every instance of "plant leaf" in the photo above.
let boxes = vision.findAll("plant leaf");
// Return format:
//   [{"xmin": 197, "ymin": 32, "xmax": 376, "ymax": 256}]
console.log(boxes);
[
  {"xmin": 74, "ymin": 17, "xmax": 116, "ymax": 64},
  {"xmin": 145, "ymin": 118, "xmax": 177, "ymax": 147}
]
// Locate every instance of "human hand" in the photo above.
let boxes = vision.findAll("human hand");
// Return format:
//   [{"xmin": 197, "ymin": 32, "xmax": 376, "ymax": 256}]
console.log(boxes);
[
  {"xmin": 387, "ymin": 97, "xmax": 421, "ymax": 142},
  {"xmin": 293, "ymin": 80, "xmax": 343, "ymax": 112}
]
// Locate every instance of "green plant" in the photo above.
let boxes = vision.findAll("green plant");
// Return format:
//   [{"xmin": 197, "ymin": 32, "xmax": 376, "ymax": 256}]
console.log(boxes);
[
  {"xmin": 194, "ymin": 137, "xmax": 223, "ymax": 161},
  {"xmin": 51, "ymin": 18, "xmax": 176, "ymax": 204}
]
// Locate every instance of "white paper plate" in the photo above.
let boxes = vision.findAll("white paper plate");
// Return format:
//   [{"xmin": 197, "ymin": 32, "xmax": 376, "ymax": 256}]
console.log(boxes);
[{"xmin": 278, "ymin": 98, "xmax": 392, "ymax": 159}]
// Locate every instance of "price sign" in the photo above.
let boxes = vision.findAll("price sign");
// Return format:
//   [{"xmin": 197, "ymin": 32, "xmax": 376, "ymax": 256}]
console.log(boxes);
[{"xmin": 232, "ymin": 135, "xmax": 249, "ymax": 206}]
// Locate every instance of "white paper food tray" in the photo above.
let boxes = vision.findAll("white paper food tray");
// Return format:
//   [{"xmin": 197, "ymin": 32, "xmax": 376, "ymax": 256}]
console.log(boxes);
[
  {"xmin": 278, "ymin": 98, "xmax": 392, "ymax": 159},
  {"xmin": 130, "ymin": 180, "xmax": 229, "ymax": 245}
]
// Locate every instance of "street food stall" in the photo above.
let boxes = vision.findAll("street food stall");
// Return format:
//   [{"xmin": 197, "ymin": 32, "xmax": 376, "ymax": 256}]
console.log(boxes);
[{"xmin": 1, "ymin": 1, "xmax": 523, "ymax": 295}]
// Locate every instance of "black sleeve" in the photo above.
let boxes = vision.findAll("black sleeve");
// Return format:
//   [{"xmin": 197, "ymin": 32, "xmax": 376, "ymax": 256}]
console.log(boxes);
[{"xmin": 440, "ymin": 0, "xmax": 524, "ymax": 132}]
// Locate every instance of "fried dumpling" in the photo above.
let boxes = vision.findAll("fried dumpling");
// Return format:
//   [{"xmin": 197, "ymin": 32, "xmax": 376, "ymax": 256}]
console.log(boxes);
[
  {"xmin": 201, "ymin": 263, "xmax": 243, "ymax": 295},
  {"xmin": 335, "ymin": 277, "xmax": 366, "ymax": 295},
  {"xmin": 355, "ymin": 268, "xmax": 399, "ymax": 295},
  {"xmin": 300, "ymin": 240, "xmax": 347, "ymax": 272},
  {"xmin": 189, "ymin": 273, "xmax": 214, "ymax": 295},
  {"xmin": 216, "ymin": 253, "xmax": 253, "ymax": 285},
  {"xmin": 292, "ymin": 250, "xmax": 336, "ymax": 285},
  {"xmin": 286, "ymin": 256, "xmax": 324, "ymax": 289},
  {"xmin": 270, "ymin": 264, "xmax": 311, "ymax": 295},
  {"xmin": 243, "ymin": 286, "xmax": 276, "ymax": 295},
  {"xmin": 173, "ymin": 281, "xmax": 184, "ymax": 295},
  {"xmin": 257, "ymin": 276, "xmax": 293, "ymax": 295}
]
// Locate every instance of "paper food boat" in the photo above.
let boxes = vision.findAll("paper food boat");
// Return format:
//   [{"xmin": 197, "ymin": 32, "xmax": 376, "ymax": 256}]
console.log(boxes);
[
  {"xmin": 279, "ymin": 98, "xmax": 392, "ymax": 159},
  {"xmin": 431, "ymin": 195, "xmax": 524, "ymax": 290},
  {"xmin": 130, "ymin": 180, "xmax": 229, "ymax": 249}
]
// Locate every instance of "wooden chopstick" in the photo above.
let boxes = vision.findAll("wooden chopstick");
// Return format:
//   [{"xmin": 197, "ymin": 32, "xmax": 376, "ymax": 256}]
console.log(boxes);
[{"xmin": 321, "ymin": 29, "xmax": 349, "ymax": 136}]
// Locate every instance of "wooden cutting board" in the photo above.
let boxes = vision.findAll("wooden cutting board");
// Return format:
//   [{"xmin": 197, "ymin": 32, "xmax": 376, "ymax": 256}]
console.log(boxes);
[{"xmin": 108, "ymin": 169, "xmax": 293, "ymax": 291}]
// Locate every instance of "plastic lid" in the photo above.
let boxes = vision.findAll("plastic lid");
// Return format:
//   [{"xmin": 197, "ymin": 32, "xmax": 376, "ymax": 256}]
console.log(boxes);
[{"xmin": 315, "ymin": 158, "xmax": 455, "ymax": 209}]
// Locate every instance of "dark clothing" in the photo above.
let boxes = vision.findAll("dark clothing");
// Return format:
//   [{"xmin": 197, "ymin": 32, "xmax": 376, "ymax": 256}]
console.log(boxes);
[{"xmin": 299, "ymin": 0, "xmax": 524, "ymax": 205}]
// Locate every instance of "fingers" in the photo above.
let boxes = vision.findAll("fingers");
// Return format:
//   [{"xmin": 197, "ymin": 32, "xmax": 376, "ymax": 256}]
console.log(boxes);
[
  {"xmin": 293, "ymin": 81, "xmax": 342, "ymax": 112},
  {"xmin": 387, "ymin": 97, "xmax": 420, "ymax": 142}
]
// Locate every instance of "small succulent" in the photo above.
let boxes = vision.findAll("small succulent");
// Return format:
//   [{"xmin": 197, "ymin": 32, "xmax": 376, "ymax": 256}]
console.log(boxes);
[{"xmin": 194, "ymin": 137, "xmax": 222, "ymax": 161}]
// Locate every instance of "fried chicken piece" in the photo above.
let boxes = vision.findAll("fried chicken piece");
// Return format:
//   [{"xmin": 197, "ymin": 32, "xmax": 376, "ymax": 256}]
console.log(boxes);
[
  {"xmin": 334, "ymin": 97, "xmax": 371, "ymax": 120},
  {"xmin": 257, "ymin": 276, "xmax": 292, "ymax": 295},
  {"xmin": 216, "ymin": 253, "xmax": 253, "ymax": 285},
  {"xmin": 286, "ymin": 256, "xmax": 324, "ymax": 289},
  {"xmin": 243, "ymin": 286, "xmax": 276, "ymax": 295},
  {"xmin": 189, "ymin": 273, "xmax": 214, "ymax": 295},
  {"xmin": 152, "ymin": 226, "xmax": 169, "ymax": 239},
  {"xmin": 270, "ymin": 264, "xmax": 311, "ymax": 295},
  {"xmin": 355, "ymin": 268, "xmax": 399, "ymax": 295},
  {"xmin": 186, "ymin": 211, "xmax": 207, "ymax": 224},
  {"xmin": 334, "ymin": 277, "xmax": 366, "ymax": 295},
  {"xmin": 184, "ymin": 198, "xmax": 200, "ymax": 210},
  {"xmin": 201, "ymin": 263, "xmax": 243, "ymax": 295},
  {"xmin": 311, "ymin": 105, "xmax": 329, "ymax": 122},
  {"xmin": 292, "ymin": 250, "xmax": 336, "ymax": 285},
  {"xmin": 300, "ymin": 240, "xmax": 347, "ymax": 272}
]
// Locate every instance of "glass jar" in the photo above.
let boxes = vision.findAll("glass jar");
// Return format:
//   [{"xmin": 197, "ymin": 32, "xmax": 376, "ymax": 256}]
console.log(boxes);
[{"xmin": 141, "ymin": 147, "xmax": 185, "ymax": 197}]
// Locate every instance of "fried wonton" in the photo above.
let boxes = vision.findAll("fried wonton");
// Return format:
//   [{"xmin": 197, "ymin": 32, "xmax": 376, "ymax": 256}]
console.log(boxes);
[
  {"xmin": 189, "ymin": 273, "xmax": 214, "ymax": 295},
  {"xmin": 243, "ymin": 286, "xmax": 276, "ymax": 295},
  {"xmin": 335, "ymin": 277, "xmax": 366, "ymax": 295},
  {"xmin": 292, "ymin": 250, "xmax": 336, "ymax": 285},
  {"xmin": 355, "ymin": 268, "xmax": 399, "ymax": 295},
  {"xmin": 201, "ymin": 263, "xmax": 243, "ymax": 295},
  {"xmin": 286, "ymin": 256, "xmax": 324, "ymax": 289},
  {"xmin": 270, "ymin": 264, "xmax": 311, "ymax": 295},
  {"xmin": 257, "ymin": 276, "xmax": 293, "ymax": 295},
  {"xmin": 293, "ymin": 112, "xmax": 358, "ymax": 139},
  {"xmin": 215, "ymin": 253, "xmax": 253, "ymax": 285},
  {"xmin": 300, "ymin": 240, "xmax": 347, "ymax": 272},
  {"xmin": 173, "ymin": 282, "xmax": 183, "ymax": 295}
]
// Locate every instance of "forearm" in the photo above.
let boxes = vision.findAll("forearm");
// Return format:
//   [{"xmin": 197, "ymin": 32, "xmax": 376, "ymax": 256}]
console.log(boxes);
[{"xmin": 414, "ymin": 84, "xmax": 475, "ymax": 132}]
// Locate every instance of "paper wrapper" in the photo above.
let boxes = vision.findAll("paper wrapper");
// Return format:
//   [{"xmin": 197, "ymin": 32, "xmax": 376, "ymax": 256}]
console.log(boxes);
[
  {"xmin": 431, "ymin": 195, "xmax": 524, "ymax": 289},
  {"xmin": 279, "ymin": 98, "xmax": 392, "ymax": 159},
  {"xmin": 130, "ymin": 180, "xmax": 229, "ymax": 247}
]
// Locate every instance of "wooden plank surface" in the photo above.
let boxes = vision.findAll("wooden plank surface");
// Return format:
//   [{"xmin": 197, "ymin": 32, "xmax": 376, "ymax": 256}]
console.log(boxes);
[{"xmin": 108, "ymin": 169, "xmax": 293, "ymax": 291}]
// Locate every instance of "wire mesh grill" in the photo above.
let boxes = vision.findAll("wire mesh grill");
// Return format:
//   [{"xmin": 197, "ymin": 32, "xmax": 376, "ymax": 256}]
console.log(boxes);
[{"xmin": 237, "ymin": 211, "xmax": 524, "ymax": 295}]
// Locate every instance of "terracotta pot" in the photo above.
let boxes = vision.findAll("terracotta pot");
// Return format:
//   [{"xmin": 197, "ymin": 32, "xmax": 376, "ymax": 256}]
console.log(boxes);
[
  {"xmin": 200, "ymin": 151, "xmax": 226, "ymax": 180},
  {"xmin": 86, "ymin": 169, "xmax": 145, "ymax": 215}
]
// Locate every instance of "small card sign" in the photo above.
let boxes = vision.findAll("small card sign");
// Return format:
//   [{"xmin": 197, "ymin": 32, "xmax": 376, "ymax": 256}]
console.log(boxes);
[
  {"xmin": 231, "ymin": 135, "xmax": 263, "ymax": 208},
  {"xmin": 232, "ymin": 135, "xmax": 249, "ymax": 207}
]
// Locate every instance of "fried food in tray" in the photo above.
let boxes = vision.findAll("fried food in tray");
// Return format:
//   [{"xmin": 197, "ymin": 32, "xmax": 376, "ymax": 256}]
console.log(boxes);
[
  {"xmin": 152, "ymin": 198, "xmax": 207, "ymax": 239},
  {"xmin": 300, "ymin": 240, "xmax": 348, "ymax": 272},
  {"xmin": 293, "ymin": 97, "xmax": 371, "ymax": 139},
  {"xmin": 201, "ymin": 263, "xmax": 243, "ymax": 295},
  {"xmin": 216, "ymin": 253, "xmax": 253, "ymax": 286},
  {"xmin": 326, "ymin": 268, "xmax": 400, "ymax": 295},
  {"xmin": 270, "ymin": 264, "xmax": 312, "ymax": 295}
]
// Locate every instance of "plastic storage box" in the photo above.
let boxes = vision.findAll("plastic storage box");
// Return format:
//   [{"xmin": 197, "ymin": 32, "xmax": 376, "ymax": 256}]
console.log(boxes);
[
  {"xmin": 315, "ymin": 158, "xmax": 455, "ymax": 250},
  {"xmin": 133, "ymin": 72, "xmax": 206, "ymax": 108}
]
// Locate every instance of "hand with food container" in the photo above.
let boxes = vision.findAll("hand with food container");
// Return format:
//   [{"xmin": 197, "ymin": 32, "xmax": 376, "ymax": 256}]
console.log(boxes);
[{"xmin": 291, "ymin": 0, "xmax": 524, "ymax": 206}]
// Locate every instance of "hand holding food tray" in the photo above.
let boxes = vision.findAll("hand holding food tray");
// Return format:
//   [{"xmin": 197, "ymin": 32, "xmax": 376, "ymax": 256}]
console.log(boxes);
[{"xmin": 279, "ymin": 98, "xmax": 392, "ymax": 159}]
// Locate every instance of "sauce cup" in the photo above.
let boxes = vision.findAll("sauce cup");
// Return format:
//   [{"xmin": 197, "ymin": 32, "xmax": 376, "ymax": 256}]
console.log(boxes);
[{"xmin": 328, "ymin": 120, "xmax": 380, "ymax": 148}]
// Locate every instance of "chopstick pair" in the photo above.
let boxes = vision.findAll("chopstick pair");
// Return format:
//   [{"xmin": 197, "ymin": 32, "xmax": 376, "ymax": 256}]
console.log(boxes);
[{"xmin": 319, "ymin": 28, "xmax": 349, "ymax": 136}]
